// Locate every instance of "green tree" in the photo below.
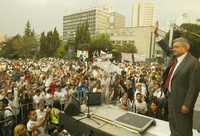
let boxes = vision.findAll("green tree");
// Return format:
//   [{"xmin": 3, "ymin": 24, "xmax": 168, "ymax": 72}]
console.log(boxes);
[
  {"xmin": 75, "ymin": 22, "xmax": 91, "ymax": 50},
  {"xmin": 39, "ymin": 32, "xmax": 47, "ymax": 56},
  {"xmin": 112, "ymin": 43, "xmax": 137, "ymax": 53},
  {"xmin": 0, "ymin": 24, "xmax": 39, "ymax": 59},
  {"xmin": 0, "ymin": 34, "xmax": 25, "ymax": 58},
  {"xmin": 196, "ymin": 18, "xmax": 200, "ymax": 23},
  {"xmin": 54, "ymin": 41, "xmax": 67, "ymax": 57},
  {"xmin": 91, "ymin": 33, "xmax": 112, "ymax": 54},
  {"xmin": 23, "ymin": 21, "xmax": 39, "ymax": 58},
  {"xmin": 24, "ymin": 21, "xmax": 32, "ymax": 37},
  {"xmin": 53, "ymin": 27, "xmax": 60, "ymax": 52},
  {"xmin": 164, "ymin": 23, "xmax": 200, "ymax": 58},
  {"xmin": 39, "ymin": 27, "xmax": 61, "ymax": 57}
]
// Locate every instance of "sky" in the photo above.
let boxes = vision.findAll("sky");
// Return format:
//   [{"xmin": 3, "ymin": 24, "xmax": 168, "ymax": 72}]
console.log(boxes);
[{"xmin": 0, "ymin": 0, "xmax": 200, "ymax": 37}]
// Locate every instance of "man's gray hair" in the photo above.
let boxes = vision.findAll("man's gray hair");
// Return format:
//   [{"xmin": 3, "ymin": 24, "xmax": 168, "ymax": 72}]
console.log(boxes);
[{"xmin": 173, "ymin": 37, "xmax": 190, "ymax": 49}]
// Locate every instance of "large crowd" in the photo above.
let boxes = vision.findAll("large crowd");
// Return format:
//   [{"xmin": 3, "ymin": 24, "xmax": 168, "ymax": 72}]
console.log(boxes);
[{"xmin": 0, "ymin": 57, "xmax": 168, "ymax": 136}]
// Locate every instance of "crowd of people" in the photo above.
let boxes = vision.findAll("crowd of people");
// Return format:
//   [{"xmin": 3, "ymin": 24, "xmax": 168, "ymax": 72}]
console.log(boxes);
[{"xmin": 0, "ymin": 57, "xmax": 168, "ymax": 136}]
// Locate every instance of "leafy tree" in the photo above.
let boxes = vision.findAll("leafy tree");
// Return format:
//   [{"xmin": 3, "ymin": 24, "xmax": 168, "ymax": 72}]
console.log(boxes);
[
  {"xmin": 54, "ymin": 41, "xmax": 67, "ymax": 57},
  {"xmin": 75, "ymin": 22, "xmax": 91, "ymax": 50},
  {"xmin": 164, "ymin": 23, "xmax": 200, "ymax": 58},
  {"xmin": 1, "ymin": 21, "xmax": 39, "ymax": 58},
  {"xmin": 39, "ymin": 27, "xmax": 61, "ymax": 57},
  {"xmin": 112, "ymin": 43, "xmax": 137, "ymax": 53},
  {"xmin": 196, "ymin": 18, "xmax": 200, "ymax": 23},
  {"xmin": 24, "ymin": 21, "xmax": 32, "ymax": 37},
  {"xmin": 39, "ymin": 32, "xmax": 47, "ymax": 56},
  {"xmin": 0, "ymin": 34, "xmax": 25, "ymax": 58},
  {"xmin": 22, "ymin": 21, "xmax": 39, "ymax": 57},
  {"xmin": 91, "ymin": 33, "xmax": 112, "ymax": 54}
]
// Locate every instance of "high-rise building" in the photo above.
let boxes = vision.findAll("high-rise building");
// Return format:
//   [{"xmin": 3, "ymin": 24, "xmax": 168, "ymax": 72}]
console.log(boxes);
[
  {"xmin": 63, "ymin": 8, "xmax": 125, "ymax": 41},
  {"xmin": 132, "ymin": 0, "xmax": 155, "ymax": 27},
  {"xmin": 63, "ymin": 8, "xmax": 109, "ymax": 41}
]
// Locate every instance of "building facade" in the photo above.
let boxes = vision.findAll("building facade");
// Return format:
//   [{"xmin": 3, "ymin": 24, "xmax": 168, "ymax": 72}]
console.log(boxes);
[
  {"xmin": 63, "ymin": 8, "xmax": 125, "ymax": 41},
  {"xmin": 109, "ymin": 12, "xmax": 125, "ymax": 29},
  {"xmin": 132, "ymin": 0, "xmax": 155, "ymax": 27},
  {"xmin": 98, "ymin": 26, "xmax": 165, "ymax": 59}
]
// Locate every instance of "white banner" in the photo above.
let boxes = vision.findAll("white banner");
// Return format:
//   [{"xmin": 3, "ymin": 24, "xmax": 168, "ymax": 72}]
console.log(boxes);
[
  {"xmin": 94, "ymin": 61, "xmax": 121, "ymax": 74},
  {"xmin": 121, "ymin": 53, "xmax": 133, "ymax": 63},
  {"xmin": 77, "ymin": 50, "xmax": 89, "ymax": 58},
  {"xmin": 134, "ymin": 54, "xmax": 146, "ymax": 62}
]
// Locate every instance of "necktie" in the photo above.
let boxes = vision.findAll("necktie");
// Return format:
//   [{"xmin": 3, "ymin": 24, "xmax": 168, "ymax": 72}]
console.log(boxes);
[{"xmin": 164, "ymin": 58, "xmax": 177, "ymax": 89}]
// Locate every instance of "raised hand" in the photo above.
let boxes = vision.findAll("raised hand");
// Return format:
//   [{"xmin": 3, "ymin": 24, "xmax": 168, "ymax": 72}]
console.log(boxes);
[{"xmin": 154, "ymin": 21, "xmax": 159, "ymax": 37}]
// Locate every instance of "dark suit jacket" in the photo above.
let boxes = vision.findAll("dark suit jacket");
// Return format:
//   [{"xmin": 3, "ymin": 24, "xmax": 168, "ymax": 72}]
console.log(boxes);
[{"xmin": 158, "ymin": 40, "xmax": 200, "ymax": 111}]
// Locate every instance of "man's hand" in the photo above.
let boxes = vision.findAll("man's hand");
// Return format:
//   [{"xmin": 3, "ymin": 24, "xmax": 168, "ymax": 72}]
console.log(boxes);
[
  {"xmin": 181, "ymin": 105, "xmax": 190, "ymax": 113},
  {"xmin": 154, "ymin": 21, "xmax": 159, "ymax": 37}
]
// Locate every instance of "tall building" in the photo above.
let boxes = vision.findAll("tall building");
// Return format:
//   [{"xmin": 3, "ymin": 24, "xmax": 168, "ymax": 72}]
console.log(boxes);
[
  {"xmin": 63, "ymin": 8, "xmax": 125, "ymax": 41},
  {"xmin": 63, "ymin": 8, "xmax": 108, "ymax": 41},
  {"xmin": 132, "ymin": 0, "xmax": 155, "ymax": 27}
]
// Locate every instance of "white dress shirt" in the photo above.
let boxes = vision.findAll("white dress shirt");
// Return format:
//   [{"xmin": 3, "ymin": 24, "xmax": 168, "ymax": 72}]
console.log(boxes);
[{"xmin": 168, "ymin": 53, "xmax": 188, "ymax": 92}]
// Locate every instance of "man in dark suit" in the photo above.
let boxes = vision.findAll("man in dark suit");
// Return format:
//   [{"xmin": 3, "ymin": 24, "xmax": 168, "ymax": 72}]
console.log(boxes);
[{"xmin": 155, "ymin": 27, "xmax": 200, "ymax": 136}]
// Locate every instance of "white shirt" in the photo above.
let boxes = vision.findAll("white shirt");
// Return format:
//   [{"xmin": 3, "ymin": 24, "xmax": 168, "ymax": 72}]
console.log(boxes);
[
  {"xmin": 45, "ymin": 93, "xmax": 53, "ymax": 106},
  {"xmin": 54, "ymin": 88, "xmax": 67, "ymax": 102},
  {"xmin": 134, "ymin": 100, "xmax": 147, "ymax": 114},
  {"xmin": 33, "ymin": 94, "xmax": 43, "ymax": 104},
  {"xmin": 168, "ymin": 53, "xmax": 188, "ymax": 92},
  {"xmin": 153, "ymin": 88, "xmax": 165, "ymax": 99}
]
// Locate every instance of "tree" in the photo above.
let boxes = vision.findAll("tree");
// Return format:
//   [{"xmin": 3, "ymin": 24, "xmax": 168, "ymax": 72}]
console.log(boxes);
[
  {"xmin": 39, "ymin": 27, "xmax": 61, "ymax": 57},
  {"xmin": 0, "ymin": 34, "xmax": 25, "ymax": 58},
  {"xmin": 54, "ymin": 41, "xmax": 67, "ymax": 58},
  {"xmin": 22, "ymin": 21, "xmax": 39, "ymax": 57},
  {"xmin": 24, "ymin": 21, "xmax": 32, "ymax": 37},
  {"xmin": 53, "ymin": 27, "xmax": 60, "ymax": 52},
  {"xmin": 1, "ymin": 21, "xmax": 64, "ymax": 58},
  {"xmin": 164, "ymin": 23, "xmax": 200, "ymax": 58},
  {"xmin": 181, "ymin": 23, "xmax": 200, "ymax": 58},
  {"xmin": 196, "ymin": 18, "xmax": 200, "ymax": 23},
  {"xmin": 39, "ymin": 32, "xmax": 47, "ymax": 56},
  {"xmin": 112, "ymin": 43, "xmax": 137, "ymax": 53},
  {"xmin": 75, "ymin": 22, "xmax": 91, "ymax": 50},
  {"xmin": 0, "ymin": 20, "xmax": 39, "ymax": 59},
  {"xmin": 91, "ymin": 33, "xmax": 112, "ymax": 54}
]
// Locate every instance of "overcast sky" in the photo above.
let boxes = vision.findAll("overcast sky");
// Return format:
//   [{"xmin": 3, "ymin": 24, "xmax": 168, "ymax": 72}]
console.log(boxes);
[{"xmin": 0, "ymin": 0, "xmax": 200, "ymax": 36}]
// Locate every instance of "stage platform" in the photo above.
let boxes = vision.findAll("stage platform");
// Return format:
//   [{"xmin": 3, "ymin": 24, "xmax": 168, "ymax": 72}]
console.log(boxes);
[{"xmin": 61, "ymin": 104, "xmax": 200, "ymax": 136}]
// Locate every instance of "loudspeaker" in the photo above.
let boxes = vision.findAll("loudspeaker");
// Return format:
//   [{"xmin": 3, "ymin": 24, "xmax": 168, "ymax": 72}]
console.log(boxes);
[
  {"xmin": 64, "ymin": 96, "xmax": 80, "ymax": 116},
  {"xmin": 87, "ymin": 92, "xmax": 102, "ymax": 106}
]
